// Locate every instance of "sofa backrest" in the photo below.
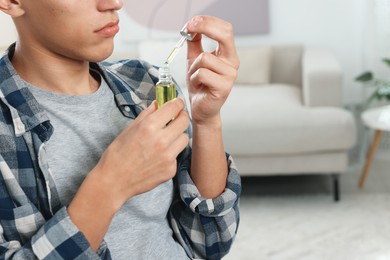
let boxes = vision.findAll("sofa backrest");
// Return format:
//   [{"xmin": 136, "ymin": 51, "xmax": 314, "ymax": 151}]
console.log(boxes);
[
  {"xmin": 270, "ymin": 44, "xmax": 303, "ymax": 87},
  {"xmin": 235, "ymin": 44, "xmax": 303, "ymax": 87}
]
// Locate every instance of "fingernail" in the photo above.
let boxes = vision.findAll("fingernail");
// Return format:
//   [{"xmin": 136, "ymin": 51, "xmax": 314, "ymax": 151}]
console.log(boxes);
[
  {"xmin": 148, "ymin": 100, "xmax": 156, "ymax": 109},
  {"xmin": 193, "ymin": 16, "xmax": 203, "ymax": 22},
  {"xmin": 188, "ymin": 21, "xmax": 197, "ymax": 27},
  {"xmin": 180, "ymin": 24, "xmax": 195, "ymax": 41},
  {"xmin": 189, "ymin": 16, "xmax": 203, "ymax": 27}
]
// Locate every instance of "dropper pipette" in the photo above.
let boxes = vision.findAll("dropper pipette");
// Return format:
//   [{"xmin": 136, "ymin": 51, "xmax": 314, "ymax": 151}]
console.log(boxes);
[
  {"xmin": 164, "ymin": 24, "xmax": 196, "ymax": 65},
  {"xmin": 164, "ymin": 36, "xmax": 187, "ymax": 65}
]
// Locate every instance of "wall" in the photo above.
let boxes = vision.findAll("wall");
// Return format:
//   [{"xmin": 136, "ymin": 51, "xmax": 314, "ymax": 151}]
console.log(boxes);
[
  {"xmin": 0, "ymin": 13, "xmax": 16, "ymax": 49},
  {"xmin": 233, "ymin": 0, "xmax": 367, "ymax": 104},
  {"xmin": 365, "ymin": 0, "xmax": 390, "ymax": 79}
]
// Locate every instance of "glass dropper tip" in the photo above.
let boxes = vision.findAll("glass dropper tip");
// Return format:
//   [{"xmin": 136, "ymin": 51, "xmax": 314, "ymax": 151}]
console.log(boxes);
[{"xmin": 164, "ymin": 36, "xmax": 187, "ymax": 65}]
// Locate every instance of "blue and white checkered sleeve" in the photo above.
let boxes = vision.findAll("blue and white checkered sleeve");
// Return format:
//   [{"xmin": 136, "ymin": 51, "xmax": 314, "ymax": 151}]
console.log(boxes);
[
  {"xmin": 0, "ymin": 206, "xmax": 110, "ymax": 259},
  {"xmin": 170, "ymin": 150, "xmax": 241, "ymax": 260},
  {"xmin": 30, "ymin": 207, "xmax": 110, "ymax": 259}
]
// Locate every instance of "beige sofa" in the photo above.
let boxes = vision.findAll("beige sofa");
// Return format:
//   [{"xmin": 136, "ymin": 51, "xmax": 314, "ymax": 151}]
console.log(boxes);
[
  {"xmin": 137, "ymin": 42, "xmax": 357, "ymax": 200},
  {"xmin": 222, "ymin": 45, "xmax": 356, "ymax": 173},
  {"xmin": 227, "ymin": 45, "xmax": 357, "ymax": 201}
]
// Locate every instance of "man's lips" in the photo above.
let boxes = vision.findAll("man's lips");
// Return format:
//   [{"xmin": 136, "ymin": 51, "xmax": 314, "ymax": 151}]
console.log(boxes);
[{"xmin": 95, "ymin": 20, "xmax": 120, "ymax": 37}]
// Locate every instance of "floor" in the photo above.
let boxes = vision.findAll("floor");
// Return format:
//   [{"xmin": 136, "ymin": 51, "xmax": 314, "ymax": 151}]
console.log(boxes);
[{"xmin": 223, "ymin": 145, "xmax": 390, "ymax": 259}]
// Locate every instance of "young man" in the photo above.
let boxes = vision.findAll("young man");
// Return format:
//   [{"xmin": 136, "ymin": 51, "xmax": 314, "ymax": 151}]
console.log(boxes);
[{"xmin": 0, "ymin": 0, "xmax": 241, "ymax": 259}]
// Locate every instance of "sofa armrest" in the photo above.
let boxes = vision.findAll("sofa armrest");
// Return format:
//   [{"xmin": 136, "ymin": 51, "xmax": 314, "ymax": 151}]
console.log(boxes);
[{"xmin": 302, "ymin": 49, "xmax": 342, "ymax": 107}]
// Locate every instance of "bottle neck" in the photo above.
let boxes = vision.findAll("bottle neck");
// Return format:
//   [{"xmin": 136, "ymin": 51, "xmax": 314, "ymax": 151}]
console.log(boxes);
[{"xmin": 159, "ymin": 65, "xmax": 173, "ymax": 83}]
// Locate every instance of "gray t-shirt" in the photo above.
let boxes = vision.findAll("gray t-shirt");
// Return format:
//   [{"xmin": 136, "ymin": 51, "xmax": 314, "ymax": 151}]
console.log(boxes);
[{"xmin": 27, "ymin": 76, "xmax": 188, "ymax": 259}]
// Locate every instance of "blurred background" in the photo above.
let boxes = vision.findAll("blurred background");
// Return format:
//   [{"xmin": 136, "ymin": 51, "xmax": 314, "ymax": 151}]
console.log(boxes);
[{"xmin": 2, "ymin": 0, "xmax": 390, "ymax": 259}]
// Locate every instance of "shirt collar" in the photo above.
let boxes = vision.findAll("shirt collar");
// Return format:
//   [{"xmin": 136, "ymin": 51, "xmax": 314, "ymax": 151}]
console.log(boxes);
[
  {"xmin": 91, "ymin": 62, "xmax": 143, "ymax": 118},
  {"xmin": 0, "ymin": 44, "xmax": 53, "ymax": 141}
]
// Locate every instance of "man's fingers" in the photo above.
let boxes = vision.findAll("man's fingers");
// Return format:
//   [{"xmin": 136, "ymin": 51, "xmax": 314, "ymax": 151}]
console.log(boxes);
[
  {"xmin": 164, "ymin": 109, "xmax": 190, "ymax": 137},
  {"xmin": 169, "ymin": 132, "xmax": 190, "ymax": 158},
  {"xmin": 188, "ymin": 68, "xmax": 233, "ymax": 99},
  {"xmin": 134, "ymin": 100, "xmax": 157, "ymax": 123},
  {"xmin": 186, "ymin": 16, "xmax": 239, "ymax": 69},
  {"xmin": 151, "ymin": 98, "xmax": 186, "ymax": 127},
  {"xmin": 187, "ymin": 52, "xmax": 237, "ymax": 80}
]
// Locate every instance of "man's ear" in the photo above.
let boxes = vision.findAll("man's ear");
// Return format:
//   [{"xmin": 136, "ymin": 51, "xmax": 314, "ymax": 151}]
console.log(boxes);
[{"xmin": 0, "ymin": 0, "xmax": 25, "ymax": 17}]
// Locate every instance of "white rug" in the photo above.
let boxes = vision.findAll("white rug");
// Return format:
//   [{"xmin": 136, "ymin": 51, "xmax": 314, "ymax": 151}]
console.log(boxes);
[{"xmin": 224, "ymin": 193, "xmax": 390, "ymax": 260}]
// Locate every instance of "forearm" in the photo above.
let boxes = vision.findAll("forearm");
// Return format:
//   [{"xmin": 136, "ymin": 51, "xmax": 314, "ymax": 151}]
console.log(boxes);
[
  {"xmin": 190, "ymin": 114, "xmax": 228, "ymax": 198},
  {"xmin": 67, "ymin": 168, "xmax": 121, "ymax": 252}
]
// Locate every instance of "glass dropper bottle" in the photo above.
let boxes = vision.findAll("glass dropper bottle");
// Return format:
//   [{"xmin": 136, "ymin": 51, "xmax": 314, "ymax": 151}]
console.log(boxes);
[{"xmin": 156, "ymin": 65, "xmax": 176, "ymax": 108}]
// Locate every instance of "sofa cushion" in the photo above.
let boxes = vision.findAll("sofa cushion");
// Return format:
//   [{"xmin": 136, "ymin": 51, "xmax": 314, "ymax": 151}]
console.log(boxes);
[
  {"xmin": 236, "ymin": 46, "xmax": 272, "ymax": 85},
  {"xmin": 221, "ymin": 84, "xmax": 356, "ymax": 155},
  {"xmin": 270, "ymin": 45, "xmax": 303, "ymax": 87}
]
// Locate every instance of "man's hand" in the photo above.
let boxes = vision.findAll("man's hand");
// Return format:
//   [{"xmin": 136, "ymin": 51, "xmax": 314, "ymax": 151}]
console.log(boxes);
[
  {"xmin": 186, "ymin": 15, "xmax": 240, "ymax": 126},
  {"xmin": 94, "ymin": 99, "xmax": 190, "ymax": 206},
  {"xmin": 68, "ymin": 99, "xmax": 189, "ymax": 251}
]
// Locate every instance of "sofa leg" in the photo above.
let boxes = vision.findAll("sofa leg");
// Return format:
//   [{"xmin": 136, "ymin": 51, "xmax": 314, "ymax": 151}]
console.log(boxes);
[{"xmin": 332, "ymin": 174, "xmax": 340, "ymax": 202}]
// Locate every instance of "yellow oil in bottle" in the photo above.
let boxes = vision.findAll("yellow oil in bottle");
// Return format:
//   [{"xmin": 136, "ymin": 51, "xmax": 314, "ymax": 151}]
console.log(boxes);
[{"xmin": 156, "ymin": 82, "xmax": 176, "ymax": 108}]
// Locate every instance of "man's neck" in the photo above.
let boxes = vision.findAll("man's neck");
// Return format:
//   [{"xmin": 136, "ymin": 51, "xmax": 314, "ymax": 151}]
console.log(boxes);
[{"xmin": 11, "ymin": 43, "xmax": 100, "ymax": 95}]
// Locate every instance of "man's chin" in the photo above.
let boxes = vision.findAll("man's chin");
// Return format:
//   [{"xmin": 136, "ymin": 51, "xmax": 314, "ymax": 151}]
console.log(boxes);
[
  {"xmin": 89, "ymin": 54, "xmax": 112, "ymax": 63},
  {"xmin": 87, "ymin": 48, "xmax": 114, "ymax": 62}
]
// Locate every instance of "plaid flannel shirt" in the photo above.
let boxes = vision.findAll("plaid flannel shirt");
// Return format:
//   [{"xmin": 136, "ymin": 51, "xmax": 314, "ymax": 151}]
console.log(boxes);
[{"xmin": 0, "ymin": 44, "xmax": 241, "ymax": 260}]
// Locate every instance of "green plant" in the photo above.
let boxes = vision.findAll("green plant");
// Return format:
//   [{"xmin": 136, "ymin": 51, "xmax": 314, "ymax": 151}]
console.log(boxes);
[{"xmin": 355, "ymin": 58, "xmax": 390, "ymax": 105}]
